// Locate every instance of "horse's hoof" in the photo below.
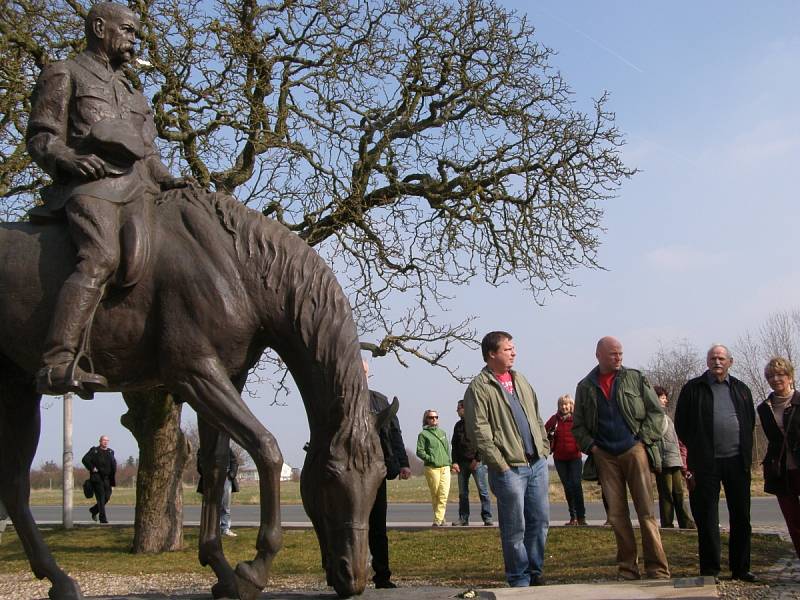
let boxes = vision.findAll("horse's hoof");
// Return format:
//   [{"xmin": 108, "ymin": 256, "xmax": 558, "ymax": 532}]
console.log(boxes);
[
  {"xmin": 48, "ymin": 578, "xmax": 84, "ymax": 600},
  {"xmin": 234, "ymin": 562, "xmax": 264, "ymax": 600},
  {"xmin": 211, "ymin": 580, "xmax": 238, "ymax": 599}
]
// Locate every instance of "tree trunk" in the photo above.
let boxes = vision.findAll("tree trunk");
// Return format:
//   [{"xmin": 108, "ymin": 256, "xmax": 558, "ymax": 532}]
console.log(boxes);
[{"xmin": 121, "ymin": 390, "xmax": 190, "ymax": 553}]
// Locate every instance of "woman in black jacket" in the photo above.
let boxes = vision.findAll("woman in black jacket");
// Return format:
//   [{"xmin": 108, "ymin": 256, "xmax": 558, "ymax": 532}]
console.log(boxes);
[{"xmin": 757, "ymin": 357, "xmax": 800, "ymax": 558}]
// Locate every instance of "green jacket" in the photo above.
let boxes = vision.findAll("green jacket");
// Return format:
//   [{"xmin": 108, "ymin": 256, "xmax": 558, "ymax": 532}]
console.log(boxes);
[
  {"xmin": 573, "ymin": 366, "xmax": 665, "ymax": 478},
  {"xmin": 463, "ymin": 367, "xmax": 550, "ymax": 471},
  {"xmin": 416, "ymin": 426, "xmax": 451, "ymax": 468}
]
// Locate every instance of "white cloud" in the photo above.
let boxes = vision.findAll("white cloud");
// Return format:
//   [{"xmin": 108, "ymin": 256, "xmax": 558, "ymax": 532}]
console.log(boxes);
[{"xmin": 644, "ymin": 245, "xmax": 727, "ymax": 273}]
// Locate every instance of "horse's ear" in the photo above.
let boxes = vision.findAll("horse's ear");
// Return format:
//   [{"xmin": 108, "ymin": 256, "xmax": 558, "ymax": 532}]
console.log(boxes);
[{"xmin": 373, "ymin": 396, "xmax": 399, "ymax": 432}]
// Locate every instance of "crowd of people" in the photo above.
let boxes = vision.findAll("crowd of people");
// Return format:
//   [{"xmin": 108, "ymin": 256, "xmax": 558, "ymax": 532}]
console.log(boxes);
[{"xmin": 373, "ymin": 332, "xmax": 800, "ymax": 589}]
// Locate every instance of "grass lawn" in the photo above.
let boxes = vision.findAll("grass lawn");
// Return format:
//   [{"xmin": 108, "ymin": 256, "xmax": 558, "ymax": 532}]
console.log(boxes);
[
  {"xmin": 29, "ymin": 468, "xmax": 769, "ymax": 506},
  {"xmin": 0, "ymin": 525, "xmax": 791, "ymax": 586}
]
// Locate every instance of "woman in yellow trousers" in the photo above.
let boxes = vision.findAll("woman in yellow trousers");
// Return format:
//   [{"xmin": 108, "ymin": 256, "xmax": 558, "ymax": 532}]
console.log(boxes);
[{"xmin": 416, "ymin": 409, "xmax": 452, "ymax": 526}]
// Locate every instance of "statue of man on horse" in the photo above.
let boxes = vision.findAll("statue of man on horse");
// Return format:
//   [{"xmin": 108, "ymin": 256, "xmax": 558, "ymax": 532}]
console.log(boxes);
[{"xmin": 27, "ymin": 1, "xmax": 195, "ymax": 397}]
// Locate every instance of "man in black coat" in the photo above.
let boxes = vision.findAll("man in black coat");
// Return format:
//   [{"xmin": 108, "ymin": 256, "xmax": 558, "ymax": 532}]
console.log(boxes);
[
  {"xmin": 82, "ymin": 435, "xmax": 116, "ymax": 523},
  {"xmin": 363, "ymin": 360, "xmax": 411, "ymax": 589},
  {"xmin": 674, "ymin": 344, "xmax": 755, "ymax": 582}
]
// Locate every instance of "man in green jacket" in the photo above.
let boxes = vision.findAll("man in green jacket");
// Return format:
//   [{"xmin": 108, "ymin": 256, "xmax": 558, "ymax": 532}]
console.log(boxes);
[
  {"xmin": 463, "ymin": 331, "xmax": 550, "ymax": 587},
  {"xmin": 573, "ymin": 336, "xmax": 669, "ymax": 581}
]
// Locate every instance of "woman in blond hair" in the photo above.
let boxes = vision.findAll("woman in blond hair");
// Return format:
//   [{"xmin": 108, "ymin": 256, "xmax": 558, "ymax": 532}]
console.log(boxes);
[
  {"xmin": 416, "ymin": 409, "xmax": 452, "ymax": 526},
  {"xmin": 757, "ymin": 357, "xmax": 800, "ymax": 558}
]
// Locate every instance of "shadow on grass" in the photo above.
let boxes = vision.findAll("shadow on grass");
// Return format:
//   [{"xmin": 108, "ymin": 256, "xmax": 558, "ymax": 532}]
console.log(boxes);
[{"xmin": 0, "ymin": 525, "xmax": 792, "ymax": 586}]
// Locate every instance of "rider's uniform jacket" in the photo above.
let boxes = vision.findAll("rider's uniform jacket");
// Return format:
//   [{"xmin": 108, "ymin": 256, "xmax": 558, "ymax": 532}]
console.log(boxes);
[{"xmin": 27, "ymin": 50, "xmax": 170, "ymax": 211}]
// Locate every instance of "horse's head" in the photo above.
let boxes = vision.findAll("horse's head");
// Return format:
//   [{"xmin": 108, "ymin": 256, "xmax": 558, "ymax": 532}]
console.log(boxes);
[{"xmin": 301, "ymin": 444, "xmax": 385, "ymax": 597}]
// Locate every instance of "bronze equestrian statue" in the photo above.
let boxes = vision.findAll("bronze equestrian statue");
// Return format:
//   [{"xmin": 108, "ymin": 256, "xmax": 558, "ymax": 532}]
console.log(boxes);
[{"xmin": 0, "ymin": 3, "xmax": 386, "ymax": 599}]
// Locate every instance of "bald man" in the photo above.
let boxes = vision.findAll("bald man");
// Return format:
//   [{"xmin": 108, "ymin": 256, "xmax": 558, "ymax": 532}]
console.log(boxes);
[{"xmin": 573, "ymin": 336, "xmax": 669, "ymax": 580}]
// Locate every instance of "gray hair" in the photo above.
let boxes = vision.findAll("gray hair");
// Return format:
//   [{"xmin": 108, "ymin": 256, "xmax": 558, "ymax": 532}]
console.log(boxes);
[{"xmin": 707, "ymin": 343, "xmax": 732, "ymax": 360}]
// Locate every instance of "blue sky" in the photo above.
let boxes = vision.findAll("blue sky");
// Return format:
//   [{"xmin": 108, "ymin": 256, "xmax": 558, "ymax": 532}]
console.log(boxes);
[{"xmin": 34, "ymin": 1, "xmax": 800, "ymax": 469}]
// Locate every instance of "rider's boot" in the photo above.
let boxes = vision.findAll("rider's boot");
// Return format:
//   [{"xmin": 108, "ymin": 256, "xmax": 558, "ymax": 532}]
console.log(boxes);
[{"xmin": 36, "ymin": 274, "xmax": 108, "ymax": 397}]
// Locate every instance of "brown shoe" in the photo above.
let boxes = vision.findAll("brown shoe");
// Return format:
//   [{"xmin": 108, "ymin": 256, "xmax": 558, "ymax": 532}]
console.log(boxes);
[
  {"xmin": 577, "ymin": 518, "xmax": 588, "ymax": 526},
  {"xmin": 564, "ymin": 518, "xmax": 578, "ymax": 526}
]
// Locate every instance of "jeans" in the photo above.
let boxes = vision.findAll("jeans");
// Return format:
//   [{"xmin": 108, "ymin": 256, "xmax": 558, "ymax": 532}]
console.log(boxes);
[
  {"xmin": 593, "ymin": 444, "xmax": 670, "ymax": 579},
  {"xmin": 220, "ymin": 477, "xmax": 232, "ymax": 532},
  {"xmin": 424, "ymin": 466, "xmax": 451, "ymax": 524},
  {"xmin": 488, "ymin": 457, "xmax": 549, "ymax": 586},
  {"xmin": 456, "ymin": 462, "xmax": 493, "ymax": 522},
  {"xmin": 554, "ymin": 458, "xmax": 585, "ymax": 519}
]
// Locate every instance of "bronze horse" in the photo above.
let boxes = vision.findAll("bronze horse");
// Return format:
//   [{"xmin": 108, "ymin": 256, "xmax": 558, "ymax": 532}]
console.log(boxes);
[{"xmin": 0, "ymin": 190, "xmax": 386, "ymax": 599}]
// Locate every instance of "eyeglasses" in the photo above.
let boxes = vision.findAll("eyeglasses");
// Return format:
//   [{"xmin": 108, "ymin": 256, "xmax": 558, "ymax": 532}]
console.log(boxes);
[{"xmin": 427, "ymin": 415, "xmax": 439, "ymax": 420}]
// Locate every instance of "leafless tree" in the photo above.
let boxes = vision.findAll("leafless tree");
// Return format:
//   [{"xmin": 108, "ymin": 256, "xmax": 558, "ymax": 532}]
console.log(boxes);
[
  {"xmin": 644, "ymin": 339, "xmax": 704, "ymax": 418},
  {"xmin": 1, "ymin": 0, "xmax": 635, "ymax": 551}
]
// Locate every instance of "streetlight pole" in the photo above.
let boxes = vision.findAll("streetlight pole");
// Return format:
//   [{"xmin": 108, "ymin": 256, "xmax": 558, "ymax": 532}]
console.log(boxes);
[{"xmin": 62, "ymin": 392, "xmax": 73, "ymax": 528}]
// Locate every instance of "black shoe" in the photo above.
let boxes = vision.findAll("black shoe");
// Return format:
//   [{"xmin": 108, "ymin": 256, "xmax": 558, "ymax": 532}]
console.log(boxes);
[
  {"xmin": 99, "ymin": 519, "xmax": 109, "ymax": 524},
  {"xmin": 90, "ymin": 509, "xmax": 98, "ymax": 522},
  {"xmin": 530, "ymin": 574, "xmax": 545, "ymax": 586},
  {"xmin": 451, "ymin": 519, "xmax": 468, "ymax": 526},
  {"xmin": 375, "ymin": 580, "xmax": 397, "ymax": 589},
  {"xmin": 483, "ymin": 519, "xmax": 494, "ymax": 526},
  {"xmin": 700, "ymin": 572, "xmax": 720, "ymax": 584},
  {"xmin": 732, "ymin": 571, "xmax": 756, "ymax": 583}
]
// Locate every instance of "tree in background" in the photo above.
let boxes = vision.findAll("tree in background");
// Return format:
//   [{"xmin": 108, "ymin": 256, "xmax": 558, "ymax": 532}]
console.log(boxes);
[
  {"xmin": 734, "ymin": 309, "xmax": 800, "ymax": 462},
  {"xmin": 1, "ymin": 0, "xmax": 633, "ymax": 551},
  {"xmin": 644, "ymin": 339, "xmax": 704, "ymax": 418}
]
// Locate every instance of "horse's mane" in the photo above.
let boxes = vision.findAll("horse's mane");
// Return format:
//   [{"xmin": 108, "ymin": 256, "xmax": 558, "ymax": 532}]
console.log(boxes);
[{"xmin": 172, "ymin": 190, "xmax": 379, "ymax": 473}]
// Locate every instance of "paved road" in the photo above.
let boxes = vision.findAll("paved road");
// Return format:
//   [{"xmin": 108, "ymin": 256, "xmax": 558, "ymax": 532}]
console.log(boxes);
[{"xmin": 32, "ymin": 497, "xmax": 787, "ymax": 530}]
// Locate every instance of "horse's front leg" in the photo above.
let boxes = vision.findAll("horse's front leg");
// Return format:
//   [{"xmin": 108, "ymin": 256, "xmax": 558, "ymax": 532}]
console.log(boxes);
[
  {"xmin": 176, "ymin": 357, "xmax": 283, "ymax": 600},
  {"xmin": 197, "ymin": 418, "xmax": 238, "ymax": 599},
  {"xmin": 0, "ymin": 371, "xmax": 84, "ymax": 600}
]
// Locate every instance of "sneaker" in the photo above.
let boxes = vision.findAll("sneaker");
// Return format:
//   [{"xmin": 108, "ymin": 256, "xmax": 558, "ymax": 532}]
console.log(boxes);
[
  {"xmin": 483, "ymin": 519, "xmax": 494, "ymax": 526},
  {"xmin": 222, "ymin": 529, "xmax": 237, "ymax": 537},
  {"xmin": 375, "ymin": 580, "xmax": 397, "ymax": 589},
  {"xmin": 451, "ymin": 519, "xmax": 468, "ymax": 526}
]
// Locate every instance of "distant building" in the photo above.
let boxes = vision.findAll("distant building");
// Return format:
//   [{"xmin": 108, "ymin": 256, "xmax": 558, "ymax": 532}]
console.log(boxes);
[{"xmin": 239, "ymin": 463, "xmax": 295, "ymax": 482}]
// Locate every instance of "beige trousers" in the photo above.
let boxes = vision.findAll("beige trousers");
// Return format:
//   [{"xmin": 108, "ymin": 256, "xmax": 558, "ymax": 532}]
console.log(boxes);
[{"xmin": 594, "ymin": 443, "xmax": 670, "ymax": 579}]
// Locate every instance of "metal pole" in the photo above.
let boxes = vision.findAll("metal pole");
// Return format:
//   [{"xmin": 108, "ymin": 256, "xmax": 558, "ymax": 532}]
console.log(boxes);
[{"xmin": 63, "ymin": 393, "xmax": 73, "ymax": 529}]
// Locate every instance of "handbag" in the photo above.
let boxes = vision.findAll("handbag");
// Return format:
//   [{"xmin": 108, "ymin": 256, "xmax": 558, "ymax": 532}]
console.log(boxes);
[{"xmin": 82, "ymin": 479, "xmax": 94, "ymax": 499}]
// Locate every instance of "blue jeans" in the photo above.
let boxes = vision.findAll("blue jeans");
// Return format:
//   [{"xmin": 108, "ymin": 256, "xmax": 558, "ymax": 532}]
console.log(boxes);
[
  {"xmin": 488, "ymin": 458, "xmax": 550, "ymax": 586},
  {"xmin": 220, "ymin": 478, "xmax": 232, "ymax": 532},
  {"xmin": 554, "ymin": 458, "xmax": 585, "ymax": 519},
  {"xmin": 457, "ymin": 462, "xmax": 493, "ymax": 522}
]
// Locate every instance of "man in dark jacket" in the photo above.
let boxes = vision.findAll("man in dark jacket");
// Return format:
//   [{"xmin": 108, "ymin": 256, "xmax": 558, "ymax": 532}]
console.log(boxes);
[
  {"xmin": 82, "ymin": 435, "xmax": 116, "ymax": 523},
  {"xmin": 364, "ymin": 360, "xmax": 411, "ymax": 589},
  {"xmin": 573, "ymin": 336, "xmax": 669, "ymax": 581},
  {"xmin": 451, "ymin": 399, "xmax": 493, "ymax": 526},
  {"xmin": 675, "ymin": 344, "xmax": 756, "ymax": 582}
]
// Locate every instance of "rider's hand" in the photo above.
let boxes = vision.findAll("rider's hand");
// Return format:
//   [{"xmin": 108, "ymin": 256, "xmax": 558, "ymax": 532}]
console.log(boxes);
[{"xmin": 56, "ymin": 151, "xmax": 105, "ymax": 181}]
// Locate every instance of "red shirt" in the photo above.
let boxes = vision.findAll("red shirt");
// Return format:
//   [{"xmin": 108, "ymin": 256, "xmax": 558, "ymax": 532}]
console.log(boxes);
[
  {"xmin": 597, "ymin": 370, "xmax": 617, "ymax": 399},
  {"xmin": 494, "ymin": 371, "xmax": 515, "ymax": 395}
]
